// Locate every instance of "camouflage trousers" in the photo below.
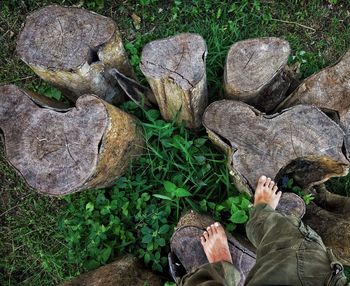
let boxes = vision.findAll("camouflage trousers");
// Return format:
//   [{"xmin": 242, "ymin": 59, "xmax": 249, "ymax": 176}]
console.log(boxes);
[{"xmin": 179, "ymin": 203, "xmax": 349, "ymax": 286}]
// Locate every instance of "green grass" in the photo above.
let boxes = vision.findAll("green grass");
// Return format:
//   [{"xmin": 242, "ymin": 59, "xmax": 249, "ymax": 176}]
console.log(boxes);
[{"xmin": 1, "ymin": 0, "xmax": 350, "ymax": 285}]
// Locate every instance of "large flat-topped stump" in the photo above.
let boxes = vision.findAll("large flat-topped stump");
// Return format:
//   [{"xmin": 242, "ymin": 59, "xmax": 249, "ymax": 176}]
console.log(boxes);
[
  {"xmin": 16, "ymin": 5, "xmax": 134, "ymax": 105},
  {"xmin": 224, "ymin": 38, "xmax": 292, "ymax": 113},
  {"xmin": 140, "ymin": 33, "xmax": 207, "ymax": 129},
  {"xmin": 275, "ymin": 49, "xmax": 350, "ymax": 157},
  {"xmin": 0, "ymin": 85, "xmax": 143, "ymax": 196},
  {"xmin": 203, "ymin": 100, "xmax": 349, "ymax": 196}
]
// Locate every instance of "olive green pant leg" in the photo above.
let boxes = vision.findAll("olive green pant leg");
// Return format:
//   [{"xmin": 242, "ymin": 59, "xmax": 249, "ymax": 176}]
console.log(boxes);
[
  {"xmin": 245, "ymin": 203, "xmax": 349, "ymax": 286},
  {"xmin": 179, "ymin": 261, "xmax": 240, "ymax": 286}
]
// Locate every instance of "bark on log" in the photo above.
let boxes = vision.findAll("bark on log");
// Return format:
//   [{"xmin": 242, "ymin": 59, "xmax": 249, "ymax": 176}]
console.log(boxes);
[
  {"xmin": 224, "ymin": 37, "xmax": 295, "ymax": 113},
  {"xmin": 16, "ymin": 5, "xmax": 135, "ymax": 105},
  {"xmin": 275, "ymin": 49, "xmax": 350, "ymax": 157},
  {"xmin": 0, "ymin": 85, "xmax": 143, "ymax": 196},
  {"xmin": 60, "ymin": 255, "xmax": 162, "ymax": 286},
  {"xmin": 140, "ymin": 33, "xmax": 208, "ymax": 129},
  {"xmin": 303, "ymin": 202, "xmax": 350, "ymax": 265},
  {"xmin": 203, "ymin": 100, "xmax": 349, "ymax": 196}
]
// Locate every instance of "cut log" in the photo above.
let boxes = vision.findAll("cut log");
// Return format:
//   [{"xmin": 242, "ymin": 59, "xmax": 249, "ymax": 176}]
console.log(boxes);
[
  {"xmin": 0, "ymin": 85, "xmax": 143, "ymax": 196},
  {"xmin": 274, "ymin": 49, "xmax": 350, "ymax": 157},
  {"xmin": 303, "ymin": 184, "xmax": 350, "ymax": 264},
  {"xmin": 140, "ymin": 33, "xmax": 208, "ymax": 129},
  {"xmin": 224, "ymin": 37, "xmax": 295, "ymax": 113},
  {"xmin": 312, "ymin": 184, "xmax": 350, "ymax": 219},
  {"xmin": 304, "ymin": 202, "xmax": 350, "ymax": 266},
  {"xmin": 203, "ymin": 100, "xmax": 349, "ymax": 196},
  {"xmin": 16, "ymin": 5, "xmax": 135, "ymax": 105},
  {"xmin": 60, "ymin": 255, "xmax": 162, "ymax": 286}
]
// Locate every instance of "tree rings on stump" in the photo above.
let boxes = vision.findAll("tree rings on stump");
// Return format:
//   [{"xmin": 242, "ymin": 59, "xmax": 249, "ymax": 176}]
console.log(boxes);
[
  {"xmin": 224, "ymin": 37, "xmax": 293, "ymax": 113},
  {"xmin": 140, "ymin": 33, "xmax": 208, "ymax": 129},
  {"xmin": 0, "ymin": 85, "xmax": 143, "ymax": 196},
  {"xmin": 16, "ymin": 5, "xmax": 134, "ymax": 105},
  {"xmin": 203, "ymin": 100, "xmax": 349, "ymax": 196}
]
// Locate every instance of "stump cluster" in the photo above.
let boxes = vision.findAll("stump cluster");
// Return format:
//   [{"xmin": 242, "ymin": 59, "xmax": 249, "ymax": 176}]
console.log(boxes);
[{"xmin": 1, "ymin": 3, "xmax": 350, "ymax": 281}]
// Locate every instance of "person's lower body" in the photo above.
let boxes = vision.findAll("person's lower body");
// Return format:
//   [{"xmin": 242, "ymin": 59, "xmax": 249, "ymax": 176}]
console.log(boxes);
[{"xmin": 178, "ymin": 176, "xmax": 348, "ymax": 286}]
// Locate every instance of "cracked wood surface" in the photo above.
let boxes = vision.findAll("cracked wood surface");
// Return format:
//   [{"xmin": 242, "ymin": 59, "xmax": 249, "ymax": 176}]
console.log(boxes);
[
  {"xmin": 16, "ymin": 5, "xmax": 135, "ymax": 105},
  {"xmin": 0, "ymin": 85, "xmax": 143, "ymax": 196},
  {"xmin": 203, "ymin": 100, "xmax": 349, "ymax": 196},
  {"xmin": 224, "ymin": 38, "xmax": 293, "ymax": 113},
  {"xmin": 275, "ymin": 48, "xmax": 350, "ymax": 158},
  {"xmin": 140, "ymin": 33, "xmax": 207, "ymax": 129}
]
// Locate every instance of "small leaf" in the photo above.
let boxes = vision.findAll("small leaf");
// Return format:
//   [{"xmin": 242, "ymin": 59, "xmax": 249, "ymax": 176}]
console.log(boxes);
[
  {"xmin": 144, "ymin": 253, "xmax": 151, "ymax": 264},
  {"xmin": 142, "ymin": 234, "xmax": 153, "ymax": 244},
  {"xmin": 159, "ymin": 224, "xmax": 170, "ymax": 234},
  {"xmin": 174, "ymin": 188, "xmax": 191, "ymax": 198},
  {"xmin": 145, "ymin": 109, "xmax": 160, "ymax": 121},
  {"xmin": 153, "ymin": 194, "xmax": 172, "ymax": 201},
  {"xmin": 86, "ymin": 202, "xmax": 94, "ymax": 212},
  {"xmin": 230, "ymin": 210, "xmax": 248, "ymax": 224},
  {"xmin": 163, "ymin": 181, "xmax": 177, "ymax": 193},
  {"xmin": 100, "ymin": 246, "xmax": 112, "ymax": 263}
]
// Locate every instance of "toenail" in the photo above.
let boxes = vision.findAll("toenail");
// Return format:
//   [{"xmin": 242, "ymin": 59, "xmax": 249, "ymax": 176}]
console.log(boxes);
[{"xmin": 215, "ymin": 222, "xmax": 220, "ymax": 227}]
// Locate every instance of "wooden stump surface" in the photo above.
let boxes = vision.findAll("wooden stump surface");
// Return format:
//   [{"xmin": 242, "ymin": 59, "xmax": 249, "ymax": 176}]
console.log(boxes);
[
  {"xmin": 224, "ymin": 37, "xmax": 292, "ymax": 113},
  {"xmin": 275, "ymin": 49, "xmax": 350, "ymax": 158},
  {"xmin": 140, "ymin": 33, "xmax": 208, "ymax": 128},
  {"xmin": 17, "ymin": 5, "xmax": 135, "ymax": 105},
  {"xmin": 203, "ymin": 100, "xmax": 349, "ymax": 195},
  {"xmin": 0, "ymin": 85, "xmax": 143, "ymax": 195}
]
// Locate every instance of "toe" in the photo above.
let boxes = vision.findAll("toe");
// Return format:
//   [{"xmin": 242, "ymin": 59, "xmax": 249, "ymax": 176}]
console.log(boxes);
[
  {"xmin": 207, "ymin": 226, "xmax": 213, "ymax": 237},
  {"xmin": 268, "ymin": 180, "xmax": 275, "ymax": 189},
  {"xmin": 200, "ymin": 236, "xmax": 206, "ymax": 245},
  {"xmin": 273, "ymin": 185, "xmax": 278, "ymax": 193},
  {"xmin": 215, "ymin": 222, "xmax": 225, "ymax": 235},
  {"xmin": 211, "ymin": 223, "xmax": 218, "ymax": 234},
  {"xmin": 276, "ymin": 190, "xmax": 282, "ymax": 199},
  {"xmin": 257, "ymin": 175, "xmax": 267, "ymax": 188},
  {"xmin": 203, "ymin": 231, "xmax": 209, "ymax": 241},
  {"xmin": 265, "ymin": 177, "xmax": 271, "ymax": 188}
]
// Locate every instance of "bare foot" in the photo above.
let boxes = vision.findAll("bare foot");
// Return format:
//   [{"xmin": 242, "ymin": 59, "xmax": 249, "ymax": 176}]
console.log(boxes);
[
  {"xmin": 254, "ymin": 175, "xmax": 282, "ymax": 210},
  {"xmin": 200, "ymin": 222, "xmax": 233, "ymax": 264}
]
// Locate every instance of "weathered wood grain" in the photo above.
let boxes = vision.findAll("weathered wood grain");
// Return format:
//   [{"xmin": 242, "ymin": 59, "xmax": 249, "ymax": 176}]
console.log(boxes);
[
  {"xmin": 140, "ymin": 33, "xmax": 207, "ymax": 129},
  {"xmin": 17, "ymin": 5, "xmax": 134, "ymax": 105},
  {"xmin": 203, "ymin": 100, "xmax": 349, "ymax": 196},
  {"xmin": 304, "ymin": 202, "xmax": 350, "ymax": 266},
  {"xmin": 275, "ymin": 49, "xmax": 350, "ymax": 158},
  {"xmin": 224, "ymin": 37, "xmax": 293, "ymax": 113},
  {"xmin": 0, "ymin": 85, "xmax": 143, "ymax": 196}
]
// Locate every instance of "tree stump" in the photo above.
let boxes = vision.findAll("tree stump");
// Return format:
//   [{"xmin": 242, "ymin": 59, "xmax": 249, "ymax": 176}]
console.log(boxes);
[
  {"xmin": 61, "ymin": 255, "xmax": 162, "ymax": 286},
  {"xmin": 140, "ymin": 33, "xmax": 208, "ymax": 129},
  {"xmin": 203, "ymin": 100, "xmax": 349, "ymax": 196},
  {"xmin": 16, "ymin": 5, "xmax": 135, "ymax": 105},
  {"xmin": 304, "ymin": 202, "xmax": 350, "ymax": 265},
  {"xmin": 224, "ymin": 37, "xmax": 294, "ymax": 113},
  {"xmin": 274, "ymin": 49, "xmax": 350, "ymax": 157},
  {"xmin": 0, "ymin": 85, "xmax": 143, "ymax": 196}
]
